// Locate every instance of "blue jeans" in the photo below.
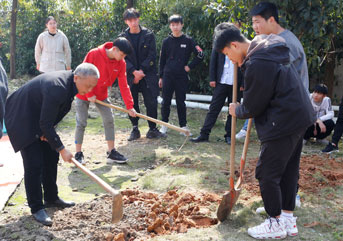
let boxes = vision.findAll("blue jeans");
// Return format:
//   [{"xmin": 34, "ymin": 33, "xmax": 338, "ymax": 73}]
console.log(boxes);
[{"xmin": 242, "ymin": 119, "xmax": 254, "ymax": 131}]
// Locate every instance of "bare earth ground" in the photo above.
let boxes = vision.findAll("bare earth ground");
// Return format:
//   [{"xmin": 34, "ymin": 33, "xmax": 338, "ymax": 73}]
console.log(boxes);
[{"xmin": 1, "ymin": 80, "xmax": 343, "ymax": 241}]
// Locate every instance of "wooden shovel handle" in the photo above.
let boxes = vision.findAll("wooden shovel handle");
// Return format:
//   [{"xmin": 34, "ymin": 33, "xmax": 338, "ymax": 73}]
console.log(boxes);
[
  {"xmin": 71, "ymin": 158, "xmax": 120, "ymax": 197},
  {"xmin": 95, "ymin": 99, "xmax": 190, "ymax": 136},
  {"xmin": 240, "ymin": 118, "xmax": 253, "ymax": 176},
  {"xmin": 235, "ymin": 118, "xmax": 253, "ymax": 189},
  {"xmin": 229, "ymin": 64, "xmax": 238, "ymax": 189}
]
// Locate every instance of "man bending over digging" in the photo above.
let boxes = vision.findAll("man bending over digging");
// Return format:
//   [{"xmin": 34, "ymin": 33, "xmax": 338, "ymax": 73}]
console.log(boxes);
[{"xmin": 214, "ymin": 23, "xmax": 315, "ymax": 239}]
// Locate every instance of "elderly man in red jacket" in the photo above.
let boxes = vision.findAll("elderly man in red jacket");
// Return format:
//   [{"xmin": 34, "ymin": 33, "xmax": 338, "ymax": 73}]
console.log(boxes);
[{"xmin": 74, "ymin": 37, "xmax": 136, "ymax": 165}]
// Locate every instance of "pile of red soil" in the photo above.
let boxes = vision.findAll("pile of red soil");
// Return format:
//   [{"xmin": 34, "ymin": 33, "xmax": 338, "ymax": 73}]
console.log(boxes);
[
  {"xmin": 298, "ymin": 154, "xmax": 343, "ymax": 194},
  {"xmin": 240, "ymin": 154, "xmax": 343, "ymax": 197},
  {"xmin": 51, "ymin": 189, "xmax": 220, "ymax": 241}
]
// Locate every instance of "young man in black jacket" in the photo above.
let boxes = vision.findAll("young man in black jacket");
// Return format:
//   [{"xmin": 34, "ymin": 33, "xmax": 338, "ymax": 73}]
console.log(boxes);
[
  {"xmin": 159, "ymin": 14, "xmax": 204, "ymax": 135},
  {"xmin": 214, "ymin": 23, "xmax": 315, "ymax": 239},
  {"xmin": 5, "ymin": 63, "xmax": 99, "ymax": 226},
  {"xmin": 120, "ymin": 8, "xmax": 165, "ymax": 141}
]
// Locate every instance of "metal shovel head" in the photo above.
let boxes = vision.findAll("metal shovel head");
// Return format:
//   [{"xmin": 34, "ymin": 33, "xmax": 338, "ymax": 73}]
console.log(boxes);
[
  {"xmin": 111, "ymin": 193, "xmax": 123, "ymax": 223},
  {"xmin": 217, "ymin": 188, "xmax": 241, "ymax": 222}
]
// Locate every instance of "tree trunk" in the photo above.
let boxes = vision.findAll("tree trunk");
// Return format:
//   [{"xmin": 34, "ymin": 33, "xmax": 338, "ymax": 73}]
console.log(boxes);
[
  {"xmin": 324, "ymin": 52, "xmax": 336, "ymax": 100},
  {"xmin": 10, "ymin": 0, "xmax": 18, "ymax": 79},
  {"xmin": 127, "ymin": 0, "xmax": 134, "ymax": 8}
]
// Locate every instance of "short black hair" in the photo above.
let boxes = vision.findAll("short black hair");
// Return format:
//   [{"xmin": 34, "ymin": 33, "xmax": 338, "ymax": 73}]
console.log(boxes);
[
  {"xmin": 168, "ymin": 14, "xmax": 183, "ymax": 24},
  {"xmin": 123, "ymin": 8, "xmax": 140, "ymax": 20},
  {"xmin": 313, "ymin": 84, "xmax": 328, "ymax": 95},
  {"xmin": 249, "ymin": 2, "xmax": 279, "ymax": 23},
  {"xmin": 213, "ymin": 22, "xmax": 246, "ymax": 52},
  {"xmin": 45, "ymin": 16, "xmax": 56, "ymax": 24},
  {"xmin": 113, "ymin": 37, "xmax": 133, "ymax": 55}
]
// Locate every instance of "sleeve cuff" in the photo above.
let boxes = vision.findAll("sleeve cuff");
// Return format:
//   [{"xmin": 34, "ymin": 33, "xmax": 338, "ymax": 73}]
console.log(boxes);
[{"xmin": 56, "ymin": 145, "xmax": 65, "ymax": 152}]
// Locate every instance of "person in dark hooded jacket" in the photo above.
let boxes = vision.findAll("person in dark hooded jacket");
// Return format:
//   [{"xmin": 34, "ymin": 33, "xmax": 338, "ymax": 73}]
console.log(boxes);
[{"xmin": 214, "ymin": 22, "xmax": 315, "ymax": 240}]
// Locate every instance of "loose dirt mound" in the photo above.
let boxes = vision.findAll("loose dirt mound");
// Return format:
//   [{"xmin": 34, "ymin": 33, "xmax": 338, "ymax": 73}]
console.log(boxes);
[
  {"xmin": 299, "ymin": 154, "xmax": 343, "ymax": 194},
  {"xmin": 44, "ymin": 190, "xmax": 219, "ymax": 240},
  {"xmin": 241, "ymin": 154, "xmax": 343, "ymax": 196}
]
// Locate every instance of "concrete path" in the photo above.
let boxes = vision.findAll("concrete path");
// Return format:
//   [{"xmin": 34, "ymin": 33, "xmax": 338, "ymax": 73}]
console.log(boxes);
[{"xmin": 0, "ymin": 135, "xmax": 24, "ymax": 211}]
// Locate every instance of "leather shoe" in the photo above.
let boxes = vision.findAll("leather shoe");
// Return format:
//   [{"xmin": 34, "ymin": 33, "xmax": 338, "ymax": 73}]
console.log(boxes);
[
  {"xmin": 33, "ymin": 209, "xmax": 52, "ymax": 226},
  {"xmin": 225, "ymin": 137, "xmax": 231, "ymax": 145},
  {"xmin": 190, "ymin": 135, "xmax": 209, "ymax": 143},
  {"xmin": 45, "ymin": 198, "xmax": 75, "ymax": 208}
]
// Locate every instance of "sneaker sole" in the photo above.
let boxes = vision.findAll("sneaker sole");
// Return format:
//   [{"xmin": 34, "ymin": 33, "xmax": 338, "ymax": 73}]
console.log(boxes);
[
  {"xmin": 106, "ymin": 158, "xmax": 127, "ymax": 164},
  {"xmin": 287, "ymin": 231, "xmax": 298, "ymax": 236},
  {"xmin": 250, "ymin": 234, "xmax": 287, "ymax": 239},
  {"xmin": 322, "ymin": 149, "xmax": 339, "ymax": 154},
  {"xmin": 248, "ymin": 233, "xmax": 287, "ymax": 240}
]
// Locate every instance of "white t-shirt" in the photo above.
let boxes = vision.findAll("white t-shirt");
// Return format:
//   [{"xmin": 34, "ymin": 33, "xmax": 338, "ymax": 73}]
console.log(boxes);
[{"xmin": 220, "ymin": 56, "xmax": 234, "ymax": 85}]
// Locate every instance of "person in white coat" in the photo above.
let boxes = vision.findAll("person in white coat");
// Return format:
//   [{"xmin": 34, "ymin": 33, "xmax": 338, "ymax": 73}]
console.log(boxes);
[{"xmin": 35, "ymin": 16, "xmax": 71, "ymax": 73}]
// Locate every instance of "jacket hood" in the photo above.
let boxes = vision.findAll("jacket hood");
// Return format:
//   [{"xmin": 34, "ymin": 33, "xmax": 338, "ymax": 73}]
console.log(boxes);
[
  {"xmin": 99, "ymin": 42, "xmax": 113, "ymax": 60},
  {"xmin": 245, "ymin": 34, "xmax": 290, "ymax": 65}
]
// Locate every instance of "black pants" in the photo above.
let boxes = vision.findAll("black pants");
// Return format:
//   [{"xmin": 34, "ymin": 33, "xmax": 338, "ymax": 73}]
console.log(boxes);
[
  {"xmin": 303, "ymin": 119, "xmax": 335, "ymax": 140},
  {"xmin": 129, "ymin": 79, "xmax": 158, "ymax": 129},
  {"xmin": 332, "ymin": 98, "xmax": 343, "ymax": 145},
  {"xmin": 20, "ymin": 140, "xmax": 59, "ymax": 214},
  {"xmin": 256, "ymin": 129, "xmax": 305, "ymax": 217},
  {"xmin": 161, "ymin": 74, "xmax": 188, "ymax": 127},
  {"xmin": 200, "ymin": 83, "xmax": 233, "ymax": 138}
]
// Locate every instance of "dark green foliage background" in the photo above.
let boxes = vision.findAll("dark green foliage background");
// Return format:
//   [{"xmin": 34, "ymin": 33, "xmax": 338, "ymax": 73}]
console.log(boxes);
[{"xmin": 0, "ymin": 0, "xmax": 342, "ymax": 94}]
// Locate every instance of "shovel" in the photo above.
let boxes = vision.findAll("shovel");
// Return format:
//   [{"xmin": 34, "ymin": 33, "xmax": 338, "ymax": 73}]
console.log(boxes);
[
  {"xmin": 216, "ymin": 117, "xmax": 252, "ymax": 222},
  {"xmin": 95, "ymin": 99, "xmax": 190, "ymax": 136},
  {"xmin": 71, "ymin": 158, "xmax": 123, "ymax": 223},
  {"xmin": 217, "ymin": 63, "xmax": 238, "ymax": 222}
]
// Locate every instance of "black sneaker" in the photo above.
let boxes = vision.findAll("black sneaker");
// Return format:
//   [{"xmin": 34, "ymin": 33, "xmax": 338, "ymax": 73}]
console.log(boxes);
[
  {"xmin": 75, "ymin": 152, "xmax": 85, "ymax": 165},
  {"xmin": 146, "ymin": 128, "xmax": 167, "ymax": 139},
  {"xmin": 190, "ymin": 135, "xmax": 209, "ymax": 143},
  {"xmin": 322, "ymin": 142, "xmax": 338, "ymax": 153},
  {"xmin": 107, "ymin": 149, "xmax": 127, "ymax": 164},
  {"xmin": 225, "ymin": 137, "xmax": 231, "ymax": 145},
  {"xmin": 128, "ymin": 126, "xmax": 141, "ymax": 141}
]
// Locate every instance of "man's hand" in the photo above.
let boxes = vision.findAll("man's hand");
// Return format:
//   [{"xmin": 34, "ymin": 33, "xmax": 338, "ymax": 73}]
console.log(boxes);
[
  {"xmin": 87, "ymin": 95, "xmax": 96, "ymax": 103},
  {"xmin": 229, "ymin": 103, "xmax": 240, "ymax": 117},
  {"xmin": 317, "ymin": 119, "xmax": 326, "ymax": 133},
  {"xmin": 40, "ymin": 135, "xmax": 48, "ymax": 142},
  {"xmin": 159, "ymin": 78, "xmax": 163, "ymax": 88},
  {"xmin": 128, "ymin": 108, "xmax": 137, "ymax": 117},
  {"xmin": 184, "ymin": 66, "xmax": 190, "ymax": 72},
  {"xmin": 36, "ymin": 64, "xmax": 40, "ymax": 71},
  {"xmin": 210, "ymin": 81, "xmax": 216, "ymax": 88},
  {"xmin": 133, "ymin": 70, "xmax": 145, "ymax": 84},
  {"xmin": 59, "ymin": 148, "xmax": 73, "ymax": 163}
]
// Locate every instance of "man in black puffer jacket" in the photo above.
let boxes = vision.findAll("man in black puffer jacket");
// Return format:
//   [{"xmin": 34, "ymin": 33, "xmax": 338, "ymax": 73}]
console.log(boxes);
[{"xmin": 214, "ymin": 22, "xmax": 315, "ymax": 240}]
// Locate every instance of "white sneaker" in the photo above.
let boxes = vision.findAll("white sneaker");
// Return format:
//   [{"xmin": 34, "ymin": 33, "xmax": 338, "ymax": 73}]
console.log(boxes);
[
  {"xmin": 281, "ymin": 216, "xmax": 298, "ymax": 237},
  {"xmin": 160, "ymin": 125, "xmax": 168, "ymax": 134},
  {"xmin": 180, "ymin": 126, "xmax": 192, "ymax": 136},
  {"xmin": 256, "ymin": 206, "xmax": 266, "ymax": 214},
  {"xmin": 248, "ymin": 218, "xmax": 287, "ymax": 239},
  {"xmin": 236, "ymin": 129, "xmax": 247, "ymax": 140}
]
